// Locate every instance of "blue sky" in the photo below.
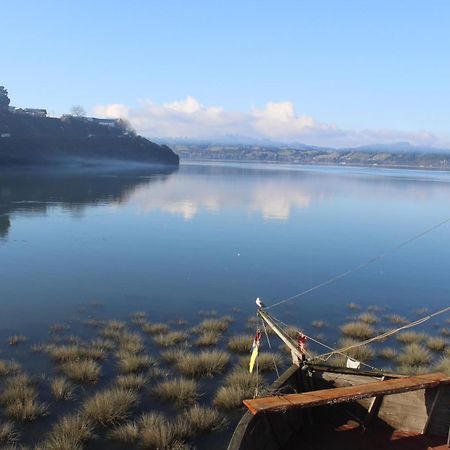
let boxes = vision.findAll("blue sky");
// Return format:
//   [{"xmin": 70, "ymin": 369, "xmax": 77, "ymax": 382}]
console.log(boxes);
[{"xmin": 2, "ymin": 1, "xmax": 450, "ymax": 146}]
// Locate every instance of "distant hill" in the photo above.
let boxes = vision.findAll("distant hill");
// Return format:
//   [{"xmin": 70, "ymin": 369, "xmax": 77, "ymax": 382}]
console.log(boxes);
[
  {"xmin": 173, "ymin": 141, "xmax": 450, "ymax": 170},
  {"xmin": 0, "ymin": 108, "xmax": 179, "ymax": 167}
]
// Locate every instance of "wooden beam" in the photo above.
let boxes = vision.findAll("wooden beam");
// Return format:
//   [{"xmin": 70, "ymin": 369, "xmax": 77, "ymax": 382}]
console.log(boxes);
[{"xmin": 243, "ymin": 372, "xmax": 450, "ymax": 416}]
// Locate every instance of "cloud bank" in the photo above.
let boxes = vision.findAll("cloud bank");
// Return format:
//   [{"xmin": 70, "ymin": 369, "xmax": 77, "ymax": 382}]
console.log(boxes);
[{"xmin": 93, "ymin": 97, "xmax": 440, "ymax": 148}]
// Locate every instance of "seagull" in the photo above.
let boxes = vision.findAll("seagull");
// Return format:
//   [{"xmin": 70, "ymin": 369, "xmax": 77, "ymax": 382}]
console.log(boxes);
[{"xmin": 256, "ymin": 297, "xmax": 265, "ymax": 308}]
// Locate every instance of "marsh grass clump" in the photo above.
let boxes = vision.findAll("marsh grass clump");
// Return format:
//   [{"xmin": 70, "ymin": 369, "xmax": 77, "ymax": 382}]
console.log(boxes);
[
  {"xmin": 434, "ymin": 355, "xmax": 450, "ymax": 375},
  {"xmin": 90, "ymin": 338, "xmax": 114, "ymax": 352},
  {"xmin": 116, "ymin": 351, "xmax": 156, "ymax": 374},
  {"xmin": 377, "ymin": 347, "xmax": 398, "ymax": 360},
  {"xmin": 116, "ymin": 332, "xmax": 144, "ymax": 354},
  {"xmin": 153, "ymin": 331, "xmax": 188, "ymax": 347},
  {"xmin": 311, "ymin": 320, "xmax": 326, "ymax": 329},
  {"xmin": 161, "ymin": 348, "xmax": 188, "ymax": 364},
  {"xmin": 100, "ymin": 320, "xmax": 127, "ymax": 339},
  {"xmin": 108, "ymin": 422, "xmax": 139, "ymax": 443},
  {"xmin": 50, "ymin": 377, "xmax": 74, "ymax": 401},
  {"xmin": 214, "ymin": 385, "xmax": 251, "ymax": 409},
  {"xmin": 176, "ymin": 405, "xmax": 225, "ymax": 437},
  {"xmin": 46, "ymin": 343, "xmax": 105, "ymax": 363},
  {"xmin": 8, "ymin": 335, "xmax": 27, "ymax": 346},
  {"xmin": 50, "ymin": 323, "xmax": 70, "ymax": 333},
  {"xmin": 42, "ymin": 414, "xmax": 93, "ymax": 450},
  {"xmin": 116, "ymin": 373, "xmax": 148, "ymax": 390},
  {"xmin": 426, "ymin": 336, "xmax": 447, "ymax": 352},
  {"xmin": 60, "ymin": 359, "xmax": 101, "ymax": 384},
  {"xmin": 224, "ymin": 368, "xmax": 262, "ymax": 391},
  {"xmin": 440, "ymin": 328, "xmax": 450, "ymax": 337},
  {"xmin": 82, "ymin": 388, "xmax": 138, "ymax": 426},
  {"xmin": 347, "ymin": 302, "xmax": 361, "ymax": 310},
  {"xmin": 340, "ymin": 321, "xmax": 375, "ymax": 340},
  {"xmin": 82, "ymin": 318, "xmax": 103, "ymax": 328},
  {"xmin": 338, "ymin": 338, "xmax": 374, "ymax": 362},
  {"xmin": 0, "ymin": 421, "xmax": 18, "ymax": 445},
  {"xmin": 142, "ymin": 322, "xmax": 170, "ymax": 335},
  {"xmin": 139, "ymin": 413, "xmax": 181, "ymax": 450},
  {"xmin": 396, "ymin": 331, "xmax": 427, "ymax": 345},
  {"xmin": 397, "ymin": 344, "xmax": 432, "ymax": 370},
  {"xmin": 197, "ymin": 319, "xmax": 229, "ymax": 334},
  {"xmin": 385, "ymin": 314, "xmax": 408, "ymax": 325},
  {"xmin": 175, "ymin": 350, "xmax": 230, "ymax": 377},
  {"xmin": 196, "ymin": 331, "xmax": 220, "ymax": 347},
  {"xmin": 228, "ymin": 335, "xmax": 252, "ymax": 354},
  {"xmin": 0, "ymin": 360, "xmax": 21, "ymax": 377},
  {"xmin": 238, "ymin": 352, "xmax": 283, "ymax": 373},
  {"xmin": 356, "ymin": 313, "xmax": 379, "ymax": 324},
  {"xmin": 0, "ymin": 375, "xmax": 47, "ymax": 422},
  {"xmin": 152, "ymin": 378, "xmax": 198, "ymax": 405}
]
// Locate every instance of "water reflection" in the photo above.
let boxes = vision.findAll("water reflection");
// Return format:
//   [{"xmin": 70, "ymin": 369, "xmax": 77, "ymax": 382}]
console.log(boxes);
[{"xmin": 0, "ymin": 167, "xmax": 178, "ymax": 238}]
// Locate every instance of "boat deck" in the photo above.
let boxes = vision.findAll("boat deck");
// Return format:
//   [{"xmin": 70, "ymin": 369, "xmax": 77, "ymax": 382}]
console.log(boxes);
[{"xmin": 286, "ymin": 423, "xmax": 448, "ymax": 450}]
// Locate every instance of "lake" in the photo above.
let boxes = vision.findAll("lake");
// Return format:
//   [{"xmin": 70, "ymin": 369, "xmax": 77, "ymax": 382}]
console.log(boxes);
[{"xmin": 0, "ymin": 161, "xmax": 449, "ymax": 448}]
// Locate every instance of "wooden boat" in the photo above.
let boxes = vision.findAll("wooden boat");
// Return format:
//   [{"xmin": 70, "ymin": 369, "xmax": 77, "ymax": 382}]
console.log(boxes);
[{"xmin": 228, "ymin": 309, "xmax": 450, "ymax": 450}]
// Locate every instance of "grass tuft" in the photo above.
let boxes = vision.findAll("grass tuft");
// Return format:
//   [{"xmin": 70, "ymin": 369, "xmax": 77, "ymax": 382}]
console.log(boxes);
[
  {"xmin": 0, "ymin": 360, "xmax": 21, "ymax": 377},
  {"xmin": 385, "ymin": 314, "xmax": 408, "ymax": 325},
  {"xmin": 142, "ymin": 322, "xmax": 170, "ymax": 335},
  {"xmin": 8, "ymin": 335, "xmax": 27, "ymax": 346},
  {"xmin": 82, "ymin": 388, "xmax": 138, "ymax": 426},
  {"xmin": 108, "ymin": 422, "xmax": 139, "ymax": 443},
  {"xmin": 377, "ymin": 347, "xmax": 398, "ymax": 360},
  {"xmin": 60, "ymin": 359, "xmax": 101, "ymax": 384},
  {"xmin": 196, "ymin": 331, "xmax": 220, "ymax": 347},
  {"xmin": 311, "ymin": 320, "xmax": 326, "ymax": 329},
  {"xmin": 175, "ymin": 350, "xmax": 230, "ymax": 377},
  {"xmin": 116, "ymin": 373, "xmax": 148, "ymax": 390},
  {"xmin": 346, "ymin": 302, "xmax": 361, "ymax": 310},
  {"xmin": 153, "ymin": 331, "xmax": 188, "ymax": 347},
  {"xmin": 340, "ymin": 321, "xmax": 375, "ymax": 340},
  {"xmin": 139, "ymin": 413, "xmax": 181, "ymax": 450},
  {"xmin": 197, "ymin": 319, "xmax": 229, "ymax": 333},
  {"xmin": 50, "ymin": 377, "xmax": 74, "ymax": 401},
  {"xmin": 0, "ymin": 421, "xmax": 18, "ymax": 445},
  {"xmin": 214, "ymin": 385, "xmax": 251, "ymax": 409},
  {"xmin": 152, "ymin": 378, "xmax": 198, "ymax": 405},
  {"xmin": 228, "ymin": 335, "xmax": 252, "ymax": 354},
  {"xmin": 42, "ymin": 414, "xmax": 93, "ymax": 450},
  {"xmin": 116, "ymin": 351, "xmax": 156, "ymax": 374},
  {"xmin": 396, "ymin": 331, "xmax": 427, "ymax": 345},
  {"xmin": 338, "ymin": 338, "xmax": 374, "ymax": 362},
  {"xmin": 176, "ymin": 405, "xmax": 225, "ymax": 438},
  {"xmin": 397, "ymin": 343, "xmax": 432, "ymax": 369},
  {"xmin": 426, "ymin": 336, "xmax": 447, "ymax": 352},
  {"xmin": 356, "ymin": 313, "xmax": 379, "ymax": 324}
]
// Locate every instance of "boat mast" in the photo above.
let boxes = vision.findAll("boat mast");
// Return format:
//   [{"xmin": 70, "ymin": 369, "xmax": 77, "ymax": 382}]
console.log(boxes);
[{"xmin": 257, "ymin": 307, "xmax": 304, "ymax": 366}]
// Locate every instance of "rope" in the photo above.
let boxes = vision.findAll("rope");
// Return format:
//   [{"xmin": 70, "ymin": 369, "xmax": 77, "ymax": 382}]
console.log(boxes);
[
  {"xmin": 316, "ymin": 306, "xmax": 450, "ymax": 360},
  {"xmin": 261, "ymin": 319, "xmax": 280, "ymax": 378},
  {"xmin": 266, "ymin": 216, "xmax": 450, "ymax": 310}
]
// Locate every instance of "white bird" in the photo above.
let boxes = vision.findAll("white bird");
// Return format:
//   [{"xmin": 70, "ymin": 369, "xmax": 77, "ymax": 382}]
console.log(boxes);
[{"xmin": 256, "ymin": 297, "xmax": 265, "ymax": 308}]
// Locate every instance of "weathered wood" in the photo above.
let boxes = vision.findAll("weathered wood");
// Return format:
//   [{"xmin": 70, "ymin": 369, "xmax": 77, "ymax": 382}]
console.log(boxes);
[
  {"xmin": 243, "ymin": 372, "xmax": 450, "ymax": 415},
  {"xmin": 364, "ymin": 376, "xmax": 386, "ymax": 426},
  {"xmin": 423, "ymin": 387, "xmax": 443, "ymax": 434}
]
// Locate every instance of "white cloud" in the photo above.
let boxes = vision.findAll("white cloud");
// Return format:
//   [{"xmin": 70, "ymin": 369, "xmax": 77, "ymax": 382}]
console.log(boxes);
[{"xmin": 92, "ymin": 97, "xmax": 441, "ymax": 147}]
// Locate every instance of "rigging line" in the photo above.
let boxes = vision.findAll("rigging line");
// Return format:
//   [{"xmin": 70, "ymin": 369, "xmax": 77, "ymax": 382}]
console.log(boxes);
[
  {"xmin": 261, "ymin": 319, "xmax": 280, "ymax": 378},
  {"xmin": 266, "ymin": 216, "xmax": 450, "ymax": 310},
  {"xmin": 316, "ymin": 305, "xmax": 450, "ymax": 360},
  {"xmin": 269, "ymin": 314, "xmax": 381, "ymax": 371}
]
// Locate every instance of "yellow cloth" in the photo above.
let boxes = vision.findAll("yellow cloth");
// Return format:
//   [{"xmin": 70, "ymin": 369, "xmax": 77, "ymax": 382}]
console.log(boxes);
[{"xmin": 249, "ymin": 346, "xmax": 259, "ymax": 373}]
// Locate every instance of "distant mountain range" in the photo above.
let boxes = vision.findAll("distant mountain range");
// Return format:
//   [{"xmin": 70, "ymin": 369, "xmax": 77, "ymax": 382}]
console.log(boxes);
[{"xmin": 165, "ymin": 138, "xmax": 450, "ymax": 170}]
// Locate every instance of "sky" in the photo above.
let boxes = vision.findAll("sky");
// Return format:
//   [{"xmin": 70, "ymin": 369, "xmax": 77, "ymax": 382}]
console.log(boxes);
[{"xmin": 2, "ymin": 0, "xmax": 450, "ymax": 147}]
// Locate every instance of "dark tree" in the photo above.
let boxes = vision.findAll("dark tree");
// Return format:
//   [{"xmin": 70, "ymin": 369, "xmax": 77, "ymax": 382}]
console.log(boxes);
[
  {"xmin": 70, "ymin": 105, "xmax": 86, "ymax": 117},
  {"xmin": 0, "ymin": 86, "xmax": 11, "ymax": 109}
]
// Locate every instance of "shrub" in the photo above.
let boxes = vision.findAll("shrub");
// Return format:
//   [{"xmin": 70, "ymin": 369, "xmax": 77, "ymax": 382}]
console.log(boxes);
[
  {"xmin": 50, "ymin": 377, "xmax": 74, "ymax": 401},
  {"xmin": 42, "ymin": 414, "xmax": 93, "ymax": 450},
  {"xmin": 340, "ymin": 322, "xmax": 375, "ymax": 340},
  {"xmin": 152, "ymin": 378, "xmax": 198, "ymax": 405},
  {"xmin": 82, "ymin": 388, "xmax": 138, "ymax": 426},
  {"xmin": 228, "ymin": 335, "xmax": 252, "ymax": 353},
  {"xmin": 60, "ymin": 359, "xmax": 101, "ymax": 384},
  {"xmin": 175, "ymin": 350, "xmax": 230, "ymax": 377}
]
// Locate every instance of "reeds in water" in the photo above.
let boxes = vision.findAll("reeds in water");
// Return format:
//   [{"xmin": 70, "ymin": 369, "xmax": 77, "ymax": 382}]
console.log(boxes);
[
  {"xmin": 116, "ymin": 352, "xmax": 155, "ymax": 374},
  {"xmin": 426, "ymin": 336, "xmax": 447, "ymax": 352},
  {"xmin": 396, "ymin": 343, "xmax": 432, "ymax": 374},
  {"xmin": 8, "ymin": 335, "xmax": 27, "ymax": 346},
  {"xmin": 42, "ymin": 414, "xmax": 93, "ymax": 450},
  {"xmin": 340, "ymin": 321, "xmax": 375, "ymax": 340},
  {"xmin": 384, "ymin": 314, "xmax": 408, "ymax": 325},
  {"xmin": 50, "ymin": 377, "xmax": 74, "ymax": 401},
  {"xmin": 175, "ymin": 350, "xmax": 230, "ymax": 377},
  {"xmin": 337, "ymin": 338, "xmax": 374, "ymax": 362},
  {"xmin": 377, "ymin": 347, "xmax": 398, "ymax": 360},
  {"xmin": 176, "ymin": 405, "xmax": 225, "ymax": 437},
  {"xmin": 0, "ymin": 360, "xmax": 21, "ymax": 377},
  {"xmin": 0, "ymin": 421, "xmax": 18, "ymax": 445},
  {"xmin": 356, "ymin": 313, "xmax": 379, "ymax": 324},
  {"xmin": 116, "ymin": 373, "xmax": 148, "ymax": 390},
  {"xmin": 396, "ymin": 331, "xmax": 427, "ymax": 345},
  {"xmin": 82, "ymin": 388, "xmax": 138, "ymax": 426},
  {"xmin": 227, "ymin": 335, "xmax": 252, "ymax": 354},
  {"xmin": 196, "ymin": 331, "xmax": 220, "ymax": 347},
  {"xmin": 197, "ymin": 318, "xmax": 229, "ymax": 333},
  {"xmin": 60, "ymin": 359, "xmax": 101, "ymax": 384},
  {"xmin": 108, "ymin": 422, "xmax": 139, "ymax": 443},
  {"xmin": 142, "ymin": 322, "xmax": 170, "ymax": 335},
  {"xmin": 153, "ymin": 331, "xmax": 188, "ymax": 347},
  {"xmin": 139, "ymin": 413, "xmax": 181, "ymax": 450},
  {"xmin": 152, "ymin": 378, "xmax": 198, "ymax": 405}
]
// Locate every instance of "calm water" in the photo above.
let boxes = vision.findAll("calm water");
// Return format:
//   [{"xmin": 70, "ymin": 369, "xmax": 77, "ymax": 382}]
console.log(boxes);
[{"xmin": 1, "ymin": 162, "xmax": 450, "ymax": 334}]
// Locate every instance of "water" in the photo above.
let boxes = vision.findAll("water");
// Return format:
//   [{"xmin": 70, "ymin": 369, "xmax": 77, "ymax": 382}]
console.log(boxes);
[
  {"xmin": 0, "ymin": 162, "xmax": 449, "ymax": 448},
  {"xmin": 1, "ymin": 162, "xmax": 449, "ymax": 332}
]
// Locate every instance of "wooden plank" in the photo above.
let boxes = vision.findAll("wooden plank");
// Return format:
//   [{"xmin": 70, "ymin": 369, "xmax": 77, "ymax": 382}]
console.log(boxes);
[{"xmin": 243, "ymin": 372, "xmax": 450, "ymax": 415}]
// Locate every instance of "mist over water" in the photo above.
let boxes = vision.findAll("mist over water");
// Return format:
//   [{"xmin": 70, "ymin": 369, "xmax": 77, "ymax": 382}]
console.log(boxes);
[{"xmin": 0, "ymin": 162, "xmax": 449, "ymax": 335}]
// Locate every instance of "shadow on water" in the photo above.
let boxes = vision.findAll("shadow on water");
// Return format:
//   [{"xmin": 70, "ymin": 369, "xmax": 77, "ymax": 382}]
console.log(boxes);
[{"xmin": 0, "ymin": 165, "xmax": 179, "ymax": 239}]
